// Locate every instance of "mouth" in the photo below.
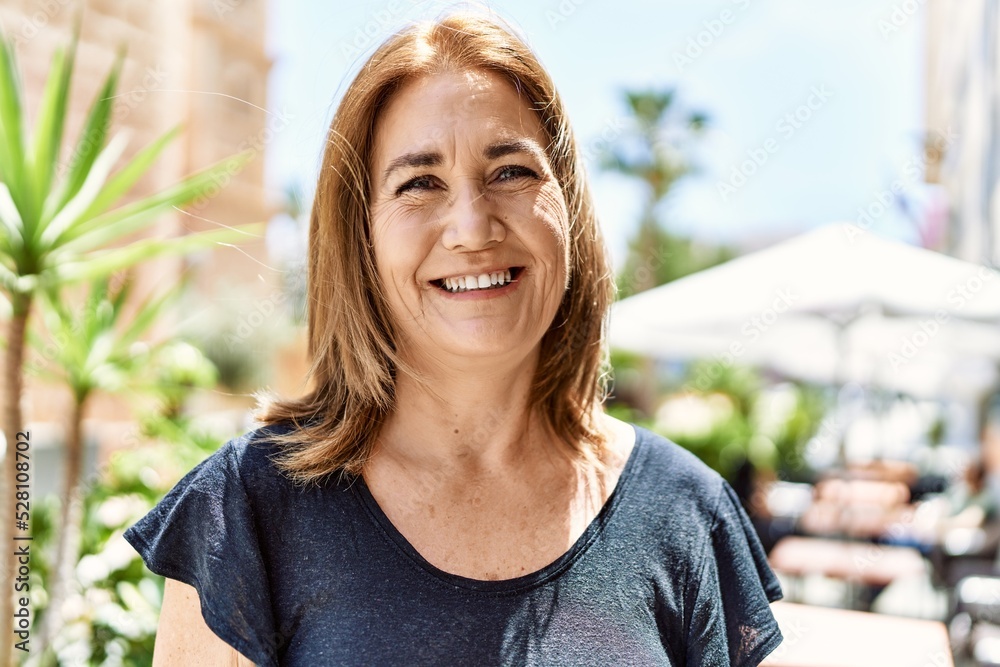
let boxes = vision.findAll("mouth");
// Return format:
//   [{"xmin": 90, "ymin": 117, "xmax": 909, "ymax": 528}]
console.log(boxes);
[{"xmin": 430, "ymin": 266, "xmax": 524, "ymax": 294}]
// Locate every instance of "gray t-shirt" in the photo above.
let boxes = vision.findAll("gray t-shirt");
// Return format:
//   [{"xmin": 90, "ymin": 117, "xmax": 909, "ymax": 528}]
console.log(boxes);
[{"xmin": 124, "ymin": 422, "xmax": 783, "ymax": 666}]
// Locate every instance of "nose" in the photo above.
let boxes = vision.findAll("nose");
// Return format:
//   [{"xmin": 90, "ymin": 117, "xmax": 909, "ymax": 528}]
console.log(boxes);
[{"xmin": 440, "ymin": 181, "xmax": 505, "ymax": 251}]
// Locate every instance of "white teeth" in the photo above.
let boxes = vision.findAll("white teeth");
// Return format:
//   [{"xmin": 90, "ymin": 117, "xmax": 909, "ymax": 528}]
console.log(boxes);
[{"xmin": 439, "ymin": 268, "xmax": 517, "ymax": 293}]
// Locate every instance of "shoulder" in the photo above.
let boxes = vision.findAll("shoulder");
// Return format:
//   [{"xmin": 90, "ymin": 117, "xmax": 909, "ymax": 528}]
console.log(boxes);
[
  {"xmin": 627, "ymin": 423, "xmax": 729, "ymax": 525},
  {"xmin": 621, "ymin": 424, "xmax": 784, "ymax": 613},
  {"xmin": 219, "ymin": 420, "xmax": 317, "ymax": 494},
  {"xmin": 149, "ymin": 421, "xmax": 319, "ymax": 511},
  {"xmin": 224, "ymin": 420, "xmax": 297, "ymax": 468},
  {"xmin": 616, "ymin": 422, "xmax": 742, "ymax": 569}
]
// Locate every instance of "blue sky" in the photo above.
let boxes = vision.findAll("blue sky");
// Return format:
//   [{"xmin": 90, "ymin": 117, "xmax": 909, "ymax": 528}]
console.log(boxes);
[{"xmin": 265, "ymin": 0, "xmax": 925, "ymax": 267}]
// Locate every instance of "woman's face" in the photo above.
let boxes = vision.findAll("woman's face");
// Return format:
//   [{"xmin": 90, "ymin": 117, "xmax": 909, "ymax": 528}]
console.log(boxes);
[{"xmin": 369, "ymin": 69, "xmax": 570, "ymax": 367}]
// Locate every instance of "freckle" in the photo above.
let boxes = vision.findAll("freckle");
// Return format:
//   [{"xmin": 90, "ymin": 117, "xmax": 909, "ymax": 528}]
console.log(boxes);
[{"xmin": 453, "ymin": 428, "xmax": 459, "ymax": 434}]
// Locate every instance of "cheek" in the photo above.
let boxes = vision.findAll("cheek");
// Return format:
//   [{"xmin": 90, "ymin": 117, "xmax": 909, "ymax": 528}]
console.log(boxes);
[
  {"xmin": 532, "ymin": 184, "xmax": 571, "ymax": 266},
  {"xmin": 371, "ymin": 206, "xmax": 435, "ymax": 285}
]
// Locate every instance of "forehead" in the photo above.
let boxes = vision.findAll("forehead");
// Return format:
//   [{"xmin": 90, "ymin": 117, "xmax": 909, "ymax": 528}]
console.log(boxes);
[{"xmin": 372, "ymin": 69, "xmax": 547, "ymax": 166}]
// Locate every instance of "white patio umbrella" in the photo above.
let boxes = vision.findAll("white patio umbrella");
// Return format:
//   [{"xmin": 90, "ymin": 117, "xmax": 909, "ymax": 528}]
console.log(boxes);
[{"xmin": 608, "ymin": 222, "xmax": 1000, "ymax": 400}]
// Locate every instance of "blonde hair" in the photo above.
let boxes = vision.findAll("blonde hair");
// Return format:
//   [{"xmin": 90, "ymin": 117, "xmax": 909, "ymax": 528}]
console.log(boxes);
[{"xmin": 259, "ymin": 12, "xmax": 616, "ymax": 485}]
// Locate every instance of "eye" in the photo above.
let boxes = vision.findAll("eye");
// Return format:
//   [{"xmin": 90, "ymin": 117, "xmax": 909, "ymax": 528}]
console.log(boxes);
[
  {"xmin": 395, "ymin": 175, "xmax": 440, "ymax": 196},
  {"xmin": 494, "ymin": 165, "xmax": 539, "ymax": 183}
]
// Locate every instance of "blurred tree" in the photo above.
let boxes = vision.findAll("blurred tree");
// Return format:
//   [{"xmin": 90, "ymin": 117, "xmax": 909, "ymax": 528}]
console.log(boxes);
[
  {"xmin": 30, "ymin": 410, "xmax": 227, "ymax": 666},
  {"xmin": 0, "ymin": 22, "xmax": 256, "ymax": 660},
  {"xmin": 600, "ymin": 88, "xmax": 733, "ymax": 297},
  {"xmin": 28, "ymin": 276, "xmax": 216, "ymax": 654},
  {"xmin": 600, "ymin": 89, "xmax": 733, "ymax": 417},
  {"xmin": 657, "ymin": 361, "xmax": 824, "ymax": 484},
  {"xmin": 599, "ymin": 90, "xmax": 826, "ymax": 499}
]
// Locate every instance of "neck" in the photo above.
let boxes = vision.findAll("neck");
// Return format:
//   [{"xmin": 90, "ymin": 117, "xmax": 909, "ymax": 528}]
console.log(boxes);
[{"xmin": 376, "ymin": 349, "xmax": 561, "ymax": 473}]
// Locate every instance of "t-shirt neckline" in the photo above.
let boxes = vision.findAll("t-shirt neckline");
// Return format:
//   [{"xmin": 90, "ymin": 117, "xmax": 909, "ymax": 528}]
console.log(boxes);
[{"xmin": 351, "ymin": 423, "xmax": 648, "ymax": 594}]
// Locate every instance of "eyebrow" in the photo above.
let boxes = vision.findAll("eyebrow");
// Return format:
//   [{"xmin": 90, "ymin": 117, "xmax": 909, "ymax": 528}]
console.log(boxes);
[
  {"xmin": 381, "ymin": 151, "xmax": 442, "ymax": 186},
  {"xmin": 380, "ymin": 139, "xmax": 546, "ymax": 186},
  {"xmin": 484, "ymin": 139, "xmax": 545, "ymax": 162}
]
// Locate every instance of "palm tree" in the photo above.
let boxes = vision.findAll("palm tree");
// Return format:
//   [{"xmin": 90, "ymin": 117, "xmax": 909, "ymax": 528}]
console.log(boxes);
[
  {"xmin": 600, "ymin": 88, "xmax": 713, "ymax": 296},
  {"xmin": 29, "ymin": 275, "xmax": 212, "ymax": 655},
  {"xmin": 0, "ymin": 25, "xmax": 257, "ymax": 662},
  {"xmin": 599, "ymin": 89, "xmax": 713, "ymax": 418}
]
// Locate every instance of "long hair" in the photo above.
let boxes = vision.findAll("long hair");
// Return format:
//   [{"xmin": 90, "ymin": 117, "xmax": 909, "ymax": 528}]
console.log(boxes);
[{"xmin": 259, "ymin": 12, "xmax": 616, "ymax": 485}]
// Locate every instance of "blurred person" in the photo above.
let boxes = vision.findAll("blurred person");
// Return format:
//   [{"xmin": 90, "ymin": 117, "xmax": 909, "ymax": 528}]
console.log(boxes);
[
  {"xmin": 899, "ymin": 459, "xmax": 999, "ymax": 553},
  {"xmin": 983, "ymin": 417, "xmax": 1000, "ymax": 531},
  {"xmin": 123, "ymin": 13, "xmax": 782, "ymax": 666},
  {"xmin": 939, "ymin": 460, "xmax": 998, "ymax": 531},
  {"xmin": 926, "ymin": 419, "xmax": 1000, "ymax": 537}
]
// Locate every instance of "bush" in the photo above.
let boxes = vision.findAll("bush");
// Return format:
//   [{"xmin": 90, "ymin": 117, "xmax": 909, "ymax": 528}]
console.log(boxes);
[{"xmin": 29, "ymin": 415, "xmax": 232, "ymax": 667}]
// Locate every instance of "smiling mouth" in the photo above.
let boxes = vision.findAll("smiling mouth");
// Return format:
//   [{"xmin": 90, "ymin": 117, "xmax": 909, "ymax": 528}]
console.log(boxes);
[{"xmin": 430, "ymin": 267, "xmax": 524, "ymax": 293}]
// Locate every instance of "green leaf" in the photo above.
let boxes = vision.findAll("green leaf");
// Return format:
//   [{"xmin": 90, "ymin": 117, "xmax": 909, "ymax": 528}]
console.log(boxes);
[
  {"xmin": 57, "ymin": 149, "xmax": 255, "ymax": 251},
  {"xmin": 29, "ymin": 34, "xmax": 76, "ymax": 212},
  {"xmin": 107, "ymin": 274, "xmax": 132, "ymax": 314},
  {"xmin": 85, "ymin": 330, "xmax": 115, "ymax": 373},
  {"xmin": 0, "ymin": 267, "xmax": 35, "ymax": 295},
  {"xmin": 0, "ymin": 262, "xmax": 18, "ymax": 293},
  {"xmin": 44, "ymin": 223, "xmax": 263, "ymax": 286},
  {"xmin": 0, "ymin": 30, "xmax": 31, "ymax": 222},
  {"xmin": 0, "ymin": 232, "xmax": 11, "ymax": 259},
  {"xmin": 46, "ymin": 48, "xmax": 124, "ymax": 225},
  {"xmin": 0, "ymin": 182, "xmax": 24, "ymax": 256},
  {"xmin": 119, "ymin": 281, "xmax": 184, "ymax": 346},
  {"xmin": 79, "ymin": 125, "xmax": 181, "ymax": 220},
  {"xmin": 39, "ymin": 131, "xmax": 130, "ymax": 247}
]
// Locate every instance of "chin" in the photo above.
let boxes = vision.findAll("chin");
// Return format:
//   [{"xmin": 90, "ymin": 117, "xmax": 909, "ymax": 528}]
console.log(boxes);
[
  {"xmin": 441, "ymin": 340, "xmax": 524, "ymax": 360},
  {"xmin": 422, "ymin": 328, "xmax": 536, "ymax": 361}
]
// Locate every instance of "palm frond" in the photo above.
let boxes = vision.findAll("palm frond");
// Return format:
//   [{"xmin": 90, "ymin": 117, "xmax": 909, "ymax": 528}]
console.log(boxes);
[
  {"xmin": 44, "ymin": 48, "xmax": 124, "ymax": 227},
  {"xmin": 29, "ymin": 25, "xmax": 77, "ymax": 212}
]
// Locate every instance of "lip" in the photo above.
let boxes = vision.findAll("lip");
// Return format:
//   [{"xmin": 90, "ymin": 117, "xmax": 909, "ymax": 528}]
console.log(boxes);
[{"xmin": 430, "ymin": 266, "xmax": 524, "ymax": 300}]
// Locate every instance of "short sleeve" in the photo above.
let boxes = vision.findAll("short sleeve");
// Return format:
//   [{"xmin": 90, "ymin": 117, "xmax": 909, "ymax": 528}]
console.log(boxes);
[
  {"xmin": 123, "ymin": 438, "xmax": 277, "ymax": 667},
  {"xmin": 685, "ymin": 481, "xmax": 783, "ymax": 667}
]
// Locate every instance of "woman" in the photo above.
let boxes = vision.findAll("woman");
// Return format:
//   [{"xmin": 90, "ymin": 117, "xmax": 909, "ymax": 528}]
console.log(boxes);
[{"xmin": 125, "ymin": 13, "xmax": 783, "ymax": 666}]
